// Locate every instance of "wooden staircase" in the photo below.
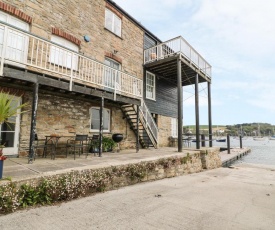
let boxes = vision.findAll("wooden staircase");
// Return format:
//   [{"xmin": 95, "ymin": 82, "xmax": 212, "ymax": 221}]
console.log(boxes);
[{"xmin": 121, "ymin": 100, "xmax": 158, "ymax": 148}]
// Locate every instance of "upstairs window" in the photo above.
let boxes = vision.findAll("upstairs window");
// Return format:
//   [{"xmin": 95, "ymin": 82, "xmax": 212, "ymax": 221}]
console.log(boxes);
[
  {"xmin": 105, "ymin": 8, "xmax": 121, "ymax": 37},
  {"xmin": 0, "ymin": 11, "xmax": 29, "ymax": 64},
  {"xmin": 50, "ymin": 35, "xmax": 79, "ymax": 70},
  {"xmin": 104, "ymin": 58, "xmax": 121, "ymax": 89},
  {"xmin": 146, "ymin": 71, "xmax": 156, "ymax": 100}
]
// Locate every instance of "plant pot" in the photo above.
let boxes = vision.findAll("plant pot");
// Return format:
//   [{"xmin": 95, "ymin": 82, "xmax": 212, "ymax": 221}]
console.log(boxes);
[
  {"xmin": 89, "ymin": 146, "xmax": 99, "ymax": 153},
  {"xmin": 112, "ymin": 133, "xmax": 123, "ymax": 143}
]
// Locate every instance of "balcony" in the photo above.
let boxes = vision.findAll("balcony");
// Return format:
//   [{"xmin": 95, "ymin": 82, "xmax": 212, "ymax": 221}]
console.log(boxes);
[
  {"xmin": 0, "ymin": 22, "xmax": 142, "ymax": 102},
  {"xmin": 144, "ymin": 36, "xmax": 212, "ymax": 86}
]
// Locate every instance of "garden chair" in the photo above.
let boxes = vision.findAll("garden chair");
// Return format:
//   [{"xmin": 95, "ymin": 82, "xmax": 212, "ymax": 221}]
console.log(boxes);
[
  {"xmin": 66, "ymin": 134, "xmax": 88, "ymax": 160},
  {"xmin": 33, "ymin": 134, "xmax": 55, "ymax": 160}
]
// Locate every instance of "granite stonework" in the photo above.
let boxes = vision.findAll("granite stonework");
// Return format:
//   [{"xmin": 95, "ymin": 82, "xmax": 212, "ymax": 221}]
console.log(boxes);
[
  {"xmin": 157, "ymin": 115, "xmax": 173, "ymax": 147},
  {"xmin": 199, "ymin": 147, "xmax": 222, "ymax": 169},
  {"xmin": 19, "ymin": 92, "xmax": 137, "ymax": 156},
  {"xmin": 2, "ymin": 0, "xmax": 144, "ymax": 80}
]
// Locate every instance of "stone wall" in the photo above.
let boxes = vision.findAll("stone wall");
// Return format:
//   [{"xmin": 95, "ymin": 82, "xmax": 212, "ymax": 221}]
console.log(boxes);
[
  {"xmin": 2, "ymin": 0, "xmax": 144, "ymax": 80},
  {"xmin": 19, "ymin": 91, "xmax": 137, "ymax": 156},
  {"xmin": 199, "ymin": 147, "xmax": 222, "ymax": 169},
  {"xmin": 157, "ymin": 115, "xmax": 173, "ymax": 147}
]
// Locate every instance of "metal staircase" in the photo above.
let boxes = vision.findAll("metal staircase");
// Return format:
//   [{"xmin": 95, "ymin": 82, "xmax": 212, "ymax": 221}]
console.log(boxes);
[{"xmin": 121, "ymin": 99, "xmax": 158, "ymax": 148}]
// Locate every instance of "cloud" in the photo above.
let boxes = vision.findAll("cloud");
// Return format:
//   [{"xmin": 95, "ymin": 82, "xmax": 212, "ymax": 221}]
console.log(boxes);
[{"xmin": 113, "ymin": 0, "xmax": 275, "ymax": 124}]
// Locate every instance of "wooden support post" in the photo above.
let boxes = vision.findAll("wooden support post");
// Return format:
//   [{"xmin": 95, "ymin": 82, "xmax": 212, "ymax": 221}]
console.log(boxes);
[
  {"xmin": 28, "ymin": 83, "xmax": 39, "ymax": 164},
  {"xmin": 227, "ymin": 134, "xmax": 231, "ymax": 154},
  {"xmin": 240, "ymin": 135, "xmax": 243, "ymax": 149},
  {"xmin": 99, "ymin": 97, "xmax": 104, "ymax": 157},
  {"xmin": 201, "ymin": 134, "xmax": 205, "ymax": 147},
  {"xmin": 177, "ymin": 56, "xmax": 183, "ymax": 152},
  {"xmin": 208, "ymin": 82, "xmax": 213, "ymax": 147},
  {"xmin": 195, "ymin": 73, "xmax": 200, "ymax": 149}
]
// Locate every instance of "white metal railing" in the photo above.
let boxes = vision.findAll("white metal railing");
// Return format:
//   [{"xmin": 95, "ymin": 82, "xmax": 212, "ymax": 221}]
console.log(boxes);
[
  {"xmin": 0, "ymin": 22, "xmax": 142, "ymax": 99},
  {"xmin": 144, "ymin": 36, "xmax": 212, "ymax": 78},
  {"xmin": 139, "ymin": 99, "xmax": 158, "ymax": 144}
]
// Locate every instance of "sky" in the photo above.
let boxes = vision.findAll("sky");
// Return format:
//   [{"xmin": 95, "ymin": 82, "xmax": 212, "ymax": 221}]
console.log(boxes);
[{"xmin": 113, "ymin": 0, "xmax": 275, "ymax": 126}]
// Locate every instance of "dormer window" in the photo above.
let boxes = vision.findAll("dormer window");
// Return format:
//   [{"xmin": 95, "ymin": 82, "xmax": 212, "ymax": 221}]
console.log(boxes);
[{"xmin": 105, "ymin": 8, "xmax": 121, "ymax": 37}]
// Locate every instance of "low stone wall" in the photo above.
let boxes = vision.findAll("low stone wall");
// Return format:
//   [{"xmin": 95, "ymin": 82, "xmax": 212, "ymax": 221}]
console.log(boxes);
[
  {"xmin": 199, "ymin": 147, "xmax": 222, "ymax": 169},
  {"xmin": 0, "ymin": 148, "xmax": 224, "ymax": 213}
]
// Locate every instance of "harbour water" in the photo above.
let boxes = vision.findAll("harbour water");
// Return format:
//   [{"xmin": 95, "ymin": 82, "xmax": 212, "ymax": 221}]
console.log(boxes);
[{"xmin": 188, "ymin": 137, "xmax": 275, "ymax": 166}]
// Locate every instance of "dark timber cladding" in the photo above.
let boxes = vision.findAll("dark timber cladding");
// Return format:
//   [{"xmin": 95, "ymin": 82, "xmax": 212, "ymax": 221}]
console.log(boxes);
[
  {"xmin": 144, "ymin": 55, "xmax": 211, "ymax": 86},
  {"xmin": 144, "ymin": 77, "xmax": 177, "ymax": 118}
]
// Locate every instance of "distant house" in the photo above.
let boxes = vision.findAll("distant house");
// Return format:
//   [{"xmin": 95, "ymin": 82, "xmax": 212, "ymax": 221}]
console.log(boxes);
[{"xmin": 0, "ymin": 0, "xmax": 212, "ymax": 158}]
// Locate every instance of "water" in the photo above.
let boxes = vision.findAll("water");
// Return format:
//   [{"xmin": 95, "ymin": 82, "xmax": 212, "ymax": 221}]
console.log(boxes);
[{"xmin": 188, "ymin": 137, "xmax": 275, "ymax": 166}]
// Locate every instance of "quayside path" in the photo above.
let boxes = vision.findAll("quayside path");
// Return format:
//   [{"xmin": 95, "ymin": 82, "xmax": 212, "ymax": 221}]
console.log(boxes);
[{"xmin": 0, "ymin": 163, "xmax": 274, "ymax": 230}]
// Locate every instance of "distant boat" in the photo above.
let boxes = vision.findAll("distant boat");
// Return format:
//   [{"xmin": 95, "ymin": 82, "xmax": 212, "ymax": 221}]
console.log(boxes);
[
  {"xmin": 253, "ymin": 137, "xmax": 266, "ymax": 141},
  {"xmin": 216, "ymin": 137, "xmax": 226, "ymax": 142}
]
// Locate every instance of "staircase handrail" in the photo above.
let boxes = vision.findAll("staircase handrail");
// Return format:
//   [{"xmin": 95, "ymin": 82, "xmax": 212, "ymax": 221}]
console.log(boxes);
[{"xmin": 139, "ymin": 99, "xmax": 158, "ymax": 142}]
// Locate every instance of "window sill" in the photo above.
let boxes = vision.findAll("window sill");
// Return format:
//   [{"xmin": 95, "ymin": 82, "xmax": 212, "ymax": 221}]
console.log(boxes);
[
  {"xmin": 90, "ymin": 130, "xmax": 112, "ymax": 134},
  {"xmin": 104, "ymin": 27, "xmax": 123, "ymax": 40},
  {"xmin": 145, "ymin": 97, "xmax": 156, "ymax": 102}
]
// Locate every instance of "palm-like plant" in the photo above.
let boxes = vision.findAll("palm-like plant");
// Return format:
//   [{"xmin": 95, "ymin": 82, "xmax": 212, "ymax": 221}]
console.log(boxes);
[{"xmin": 0, "ymin": 90, "xmax": 28, "ymax": 125}]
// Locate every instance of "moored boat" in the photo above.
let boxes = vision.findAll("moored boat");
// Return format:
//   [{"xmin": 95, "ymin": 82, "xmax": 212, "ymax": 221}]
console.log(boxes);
[
  {"xmin": 216, "ymin": 137, "xmax": 226, "ymax": 142},
  {"xmin": 253, "ymin": 136, "xmax": 266, "ymax": 141}
]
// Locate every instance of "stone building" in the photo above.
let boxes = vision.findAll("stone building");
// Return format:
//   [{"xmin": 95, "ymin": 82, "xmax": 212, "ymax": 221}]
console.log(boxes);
[{"xmin": 0, "ymin": 0, "xmax": 212, "ymax": 158}]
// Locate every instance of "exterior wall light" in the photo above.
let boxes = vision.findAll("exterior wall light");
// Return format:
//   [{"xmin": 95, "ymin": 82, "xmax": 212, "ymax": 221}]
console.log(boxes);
[{"xmin": 84, "ymin": 35, "xmax": 90, "ymax": 42}]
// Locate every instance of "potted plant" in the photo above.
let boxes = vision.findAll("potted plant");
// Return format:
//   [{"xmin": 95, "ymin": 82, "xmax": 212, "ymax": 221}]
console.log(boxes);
[
  {"xmin": 102, "ymin": 136, "xmax": 117, "ymax": 152},
  {"xmin": 89, "ymin": 136, "xmax": 117, "ymax": 153}
]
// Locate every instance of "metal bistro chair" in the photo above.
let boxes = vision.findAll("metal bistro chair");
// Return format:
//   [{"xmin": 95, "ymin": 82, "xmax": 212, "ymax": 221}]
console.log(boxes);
[
  {"xmin": 33, "ymin": 134, "xmax": 55, "ymax": 160},
  {"xmin": 66, "ymin": 134, "xmax": 88, "ymax": 160}
]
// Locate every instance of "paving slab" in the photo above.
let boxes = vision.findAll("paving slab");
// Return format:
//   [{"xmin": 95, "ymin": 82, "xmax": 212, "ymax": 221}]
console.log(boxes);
[{"xmin": 0, "ymin": 164, "xmax": 274, "ymax": 230}]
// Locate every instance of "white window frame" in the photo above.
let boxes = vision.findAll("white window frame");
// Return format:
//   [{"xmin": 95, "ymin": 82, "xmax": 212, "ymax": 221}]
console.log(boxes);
[
  {"xmin": 0, "ymin": 94, "xmax": 21, "ymax": 155},
  {"xmin": 49, "ymin": 35, "xmax": 79, "ymax": 70},
  {"xmin": 146, "ymin": 71, "xmax": 156, "ymax": 100},
  {"xmin": 105, "ymin": 8, "xmax": 122, "ymax": 37},
  {"xmin": 104, "ymin": 58, "xmax": 121, "ymax": 89},
  {"xmin": 0, "ymin": 11, "xmax": 29, "ymax": 67},
  {"xmin": 90, "ymin": 107, "xmax": 111, "ymax": 132},
  {"xmin": 171, "ymin": 118, "xmax": 178, "ymax": 138}
]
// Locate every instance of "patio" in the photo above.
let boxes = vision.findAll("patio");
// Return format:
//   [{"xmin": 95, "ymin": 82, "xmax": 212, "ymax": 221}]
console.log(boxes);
[
  {"xmin": 2, "ymin": 147, "xmax": 201, "ymax": 182},
  {"xmin": 1, "ymin": 145, "xmax": 251, "ymax": 184}
]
